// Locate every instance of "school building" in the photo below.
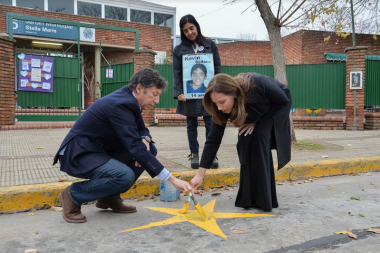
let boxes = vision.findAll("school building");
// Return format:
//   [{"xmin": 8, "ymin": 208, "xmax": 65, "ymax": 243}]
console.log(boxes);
[{"xmin": 0, "ymin": 1, "xmax": 379, "ymax": 131}]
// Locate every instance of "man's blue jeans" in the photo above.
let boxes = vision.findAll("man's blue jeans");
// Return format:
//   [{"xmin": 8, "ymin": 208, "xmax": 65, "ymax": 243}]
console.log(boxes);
[{"xmin": 68, "ymin": 144, "xmax": 157, "ymax": 205}]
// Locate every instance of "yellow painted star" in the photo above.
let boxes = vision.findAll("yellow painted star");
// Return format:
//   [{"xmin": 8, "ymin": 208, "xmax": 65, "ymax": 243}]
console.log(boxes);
[{"xmin": 122, "ymin": 199, "xmax": 275, "ymax": 238}]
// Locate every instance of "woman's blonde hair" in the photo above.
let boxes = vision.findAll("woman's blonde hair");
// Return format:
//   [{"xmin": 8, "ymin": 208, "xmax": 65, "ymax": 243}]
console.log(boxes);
[{"xmin": 203, "ymin": 73, "xmax": 255, "ymax": 127}]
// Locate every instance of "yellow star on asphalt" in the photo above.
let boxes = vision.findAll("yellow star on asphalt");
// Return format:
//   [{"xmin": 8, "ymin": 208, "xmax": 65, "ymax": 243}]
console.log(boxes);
[{"xmin": 122, "ymin": 199, "xmax": 275, "ymax": 238}]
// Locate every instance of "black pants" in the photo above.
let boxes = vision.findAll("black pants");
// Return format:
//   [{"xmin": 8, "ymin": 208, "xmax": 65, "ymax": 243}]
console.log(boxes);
[{"xmin": 186, "ymin": 116, "xmax": 213, "ymax": 154}]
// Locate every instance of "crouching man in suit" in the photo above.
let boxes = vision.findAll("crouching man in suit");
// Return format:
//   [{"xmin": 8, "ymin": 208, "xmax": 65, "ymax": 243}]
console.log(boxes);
[{"xmin": 53, "ymin": 68, "xmax": 192, "ymax": 223}]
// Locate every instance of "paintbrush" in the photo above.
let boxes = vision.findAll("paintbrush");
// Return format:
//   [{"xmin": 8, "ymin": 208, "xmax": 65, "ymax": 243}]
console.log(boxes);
[
  {"xmin": 190, "ymin": 193, "xmax": 207, "ymax": 221},
  {"xmin": 178, "ymin": 195, "xmax": 192, "ymax": 214}
]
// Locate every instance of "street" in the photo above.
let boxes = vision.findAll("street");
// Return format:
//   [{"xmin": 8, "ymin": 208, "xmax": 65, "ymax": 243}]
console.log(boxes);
[{"xmin": 1, "ymin": 172, "xmax": 379, "ymax": 253}]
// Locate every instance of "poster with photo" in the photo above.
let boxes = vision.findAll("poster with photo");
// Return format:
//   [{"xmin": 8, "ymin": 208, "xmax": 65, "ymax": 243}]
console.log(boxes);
[
  {"xmin": 18, "ymin": 55, "xmax": 54, "ymax": 93},
  {"xmin": 182, "ymin": 53, "xmax": 214, "ymax": 99}
]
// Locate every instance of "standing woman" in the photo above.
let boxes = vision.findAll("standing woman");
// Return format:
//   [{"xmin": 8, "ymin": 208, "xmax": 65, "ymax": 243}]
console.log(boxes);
[
  {"xmin": 173, "ymin": 14, "xmax": 221, "ymax": 169},
  {"xmin": 190, "ymin": 73, "xmax": 292, "ymax": 211}
]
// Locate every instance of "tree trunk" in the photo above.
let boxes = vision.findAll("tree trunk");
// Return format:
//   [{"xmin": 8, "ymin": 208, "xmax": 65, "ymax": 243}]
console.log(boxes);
[{"xmin": 255, "ymin": 0, "xmax": 297, "ymax": 143}]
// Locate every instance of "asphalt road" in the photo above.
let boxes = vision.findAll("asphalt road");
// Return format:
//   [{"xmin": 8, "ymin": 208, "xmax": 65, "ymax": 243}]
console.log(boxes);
[{"xmin": 1, "ymin": 172, "xmax": 379, "ymax": 253}]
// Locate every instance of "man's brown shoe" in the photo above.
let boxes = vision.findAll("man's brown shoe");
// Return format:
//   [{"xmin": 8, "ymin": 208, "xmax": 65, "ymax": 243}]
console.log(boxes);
[
  {"xmin": 96, "ymin": 196, "xmax": 137, "ymax": 213},
  {"xmin": 58, "ymin": 186, "xmax": 87, "ymax": 223}
]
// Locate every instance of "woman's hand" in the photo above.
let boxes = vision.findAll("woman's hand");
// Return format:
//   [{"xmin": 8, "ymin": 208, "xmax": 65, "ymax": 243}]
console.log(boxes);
[
  {"xmin": 177, "ymin": 94, "xmax": 186, "ymax": 102},
  {"xmin": 238, "ymin": 123, "xmax": 255, "ymax": 136},
  {"xmin": 191, "ymin": 168, "xmax": 207, "ymax": 189}
]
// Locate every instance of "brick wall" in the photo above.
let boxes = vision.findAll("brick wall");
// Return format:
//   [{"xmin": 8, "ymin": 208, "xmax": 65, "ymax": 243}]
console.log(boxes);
[
  {"xmin": 365, "ymin": 112, "xmax": 380, "ymax": 130},
  {"xmin": 345, "ymin": 47, "xmax": 367, "ymax": 130},
  {"xmin": 0, "ymin": 5, "xmax": 172, "ymax": 56},
  {"xmin": 217, "ymin": 41, "xmax": 272, "ymax": 65},
  {"xmin": 0, "ymin": 36, "xmax": 16, "ymax": 126},
  {"xmin": 217, "ymin": 30, "xmax": 380, "ymax": 65}
]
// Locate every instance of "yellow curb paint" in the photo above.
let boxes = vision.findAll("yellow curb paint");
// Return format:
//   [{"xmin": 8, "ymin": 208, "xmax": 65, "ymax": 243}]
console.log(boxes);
[{"xmin": 1, "ymin": 157, "xmax": 380, "ymax": 213}]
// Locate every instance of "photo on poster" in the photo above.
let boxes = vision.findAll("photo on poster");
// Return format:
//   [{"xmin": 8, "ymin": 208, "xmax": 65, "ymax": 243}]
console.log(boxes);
[
  {"xmin": 20, "ymin": 79, "xmax": 28, "ymax": 87},
  {"xmin": 31, "ymin": 68, "xmax": 42, "ymax": 82},
  {"xmin": 22, "ymin": 60, "xmax": 29, "ymax": 71},
  {"xmin": 182, "ymin": 53, "xmax": 214, "ymax": 99},
  {"xmin": 42, "ymin": 82, "xmax": 51, "ymax": 90},
  {"xmin": 31, "ymin": 59, "xmax": 41, "ymax": 68},
  {"xmin": 42, "ymin": 61, "xmax": 53, "ymax": 73}
]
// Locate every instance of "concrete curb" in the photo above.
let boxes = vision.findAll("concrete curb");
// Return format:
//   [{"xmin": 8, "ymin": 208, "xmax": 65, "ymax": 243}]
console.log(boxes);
[{"xmin": 1, "ymin": 156, "xmax": 380, "ymax": 214}]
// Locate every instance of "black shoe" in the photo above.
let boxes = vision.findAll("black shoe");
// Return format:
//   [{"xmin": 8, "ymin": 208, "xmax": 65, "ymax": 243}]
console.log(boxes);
[
  {"xmin": 211, "ymin": 157, "xmax": 219, "ymax": 169},
  {"xmin": 188, "ymin": 153, "xmax": 199, "ymax": 169}
]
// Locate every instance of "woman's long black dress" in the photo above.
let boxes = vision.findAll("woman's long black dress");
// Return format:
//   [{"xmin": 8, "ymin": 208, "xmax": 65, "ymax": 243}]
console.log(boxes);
[{"xmin": 200, "ymin": 73, "xmax": 292, "ymax": 211}]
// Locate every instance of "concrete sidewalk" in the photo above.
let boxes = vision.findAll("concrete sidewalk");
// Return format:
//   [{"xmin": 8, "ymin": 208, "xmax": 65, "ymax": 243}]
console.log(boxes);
[{"xmin": 1, "ymin": 127, "xmax": 380, "ymax": 213}]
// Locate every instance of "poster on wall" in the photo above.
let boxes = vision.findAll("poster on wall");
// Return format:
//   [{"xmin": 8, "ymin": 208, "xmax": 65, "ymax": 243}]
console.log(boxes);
[
  {"xmin": 182, "ymin": 53, "xmax": 214, "ymax": 99},
  {"xmin": 18, "ymin": 54, "xmax": 54, "ymax": 93}
]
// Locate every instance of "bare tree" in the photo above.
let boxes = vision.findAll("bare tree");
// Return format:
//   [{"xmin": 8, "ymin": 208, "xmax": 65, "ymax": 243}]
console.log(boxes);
[{"xmin": 236, "ymin": 32, "xmax": 258, "ymax": 40}]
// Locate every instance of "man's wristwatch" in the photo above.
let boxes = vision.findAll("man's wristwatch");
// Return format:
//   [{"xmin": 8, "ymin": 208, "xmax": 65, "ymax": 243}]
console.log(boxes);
[{"xmin": 142, "ymin": 136, "xmax": 152, "ymax": 143}]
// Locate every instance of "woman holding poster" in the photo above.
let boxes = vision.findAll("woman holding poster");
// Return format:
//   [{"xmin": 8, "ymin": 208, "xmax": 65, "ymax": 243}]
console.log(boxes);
[
  {"xmin": 173, "ymin": 14, "xmax": 221, "ymax": 169},
  {"xmin": 190, "ymin": 73, "xmax": 292, "ymax": 212}
]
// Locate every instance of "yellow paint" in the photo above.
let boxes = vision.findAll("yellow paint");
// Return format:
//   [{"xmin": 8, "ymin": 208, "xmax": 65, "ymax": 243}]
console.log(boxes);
[
  {"xmin": 1, "ymin": 157, "xmax": 380, "ymax": 213},
  {"xmin": 123, "ymin": 199, "xmax": 274, "ymax": 239},
  {"xmin": 178, "ymin": 201, "xmax": 190, "ymax": 214}
]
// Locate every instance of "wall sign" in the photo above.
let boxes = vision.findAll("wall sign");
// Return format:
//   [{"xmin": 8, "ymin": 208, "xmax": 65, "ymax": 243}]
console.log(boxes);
[
  {"xmin": 7, "ymin": 13, "xmax": 95, "ymax": 42},
  {"xmin": 349, "ymin": 70, "xmax": 363, "ymax": 90}
]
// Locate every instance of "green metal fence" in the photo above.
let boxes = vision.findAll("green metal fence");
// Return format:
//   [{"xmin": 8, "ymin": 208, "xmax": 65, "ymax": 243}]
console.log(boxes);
[
  {"xmin": 16, "ymin": 52, "xmax": 81, "ymax": 121},
  {"xmin": 155, "ymin": 62, "xmax": 346, "ymax": 110},
  {"xmin": 155, "ymin": 64, "xmax": 177, "ymax": 108},
  {"xmin": 287, "ymin": 62, "xmax": 346, "ymax": 109},
  {"xmin": 101, "ymin": 62, "xmax": 134, "ymax": 97},
  {"xmin": 365, "ymin": 59, "xmax": 380, "ymax": 107}
]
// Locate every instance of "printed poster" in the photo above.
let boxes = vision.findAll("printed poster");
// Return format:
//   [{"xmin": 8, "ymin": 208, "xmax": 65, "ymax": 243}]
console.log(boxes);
[
  {"xmin": 18, "ymin": 55, "xmax": 54, "ymax": 93},
  {"xmin": 182, "ymin": 53, "xmax": 214, "ymax": 99}
]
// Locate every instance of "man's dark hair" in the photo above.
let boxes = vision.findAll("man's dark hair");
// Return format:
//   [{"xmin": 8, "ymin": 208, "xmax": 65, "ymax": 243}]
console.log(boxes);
[
  {"xmin": 179, "ymin": 14, "xmax": 208, "ymax": 47},
  {"xmin": 128, "ymin": 68, "xmax": 168, "ymax": 91},
  {"xmin": 191, "ymin": 64, "xmax": 207, "ymax": 77}
]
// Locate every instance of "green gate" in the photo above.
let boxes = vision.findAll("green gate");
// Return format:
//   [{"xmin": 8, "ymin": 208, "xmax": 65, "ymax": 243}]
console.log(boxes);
[
  {"xmin": 16, "ymin": 53, "xmax": 81, "ymax": 121},
  {"xmin": 155, "ymin": 64, "xmax": 177, "ymax": 108},
  {"xmin": 101, "ymin": 61, "xmax": 134, "ymax": 97},
  {"xmin": 365, "ymin": 58, "xmax": 380, "ymax": 107}
]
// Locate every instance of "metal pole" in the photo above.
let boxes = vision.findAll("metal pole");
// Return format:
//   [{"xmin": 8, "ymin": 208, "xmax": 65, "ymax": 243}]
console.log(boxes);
[
  {"xmin": 350, "ymin": 0, "xmax": 356, "ymax": 47},
  {"xmin": 77, "ymin": 28, "xmax": 81, "ymax": 117}
]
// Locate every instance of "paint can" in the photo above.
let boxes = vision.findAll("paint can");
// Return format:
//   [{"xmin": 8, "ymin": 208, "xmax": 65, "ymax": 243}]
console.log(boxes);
[{"xmin": 160, "ymin": 173, "xmax": 180, "ymax": 202}]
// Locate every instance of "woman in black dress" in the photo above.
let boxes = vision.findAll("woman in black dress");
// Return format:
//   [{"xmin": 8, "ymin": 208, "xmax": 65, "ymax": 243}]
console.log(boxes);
[{"xmin": 190, "ymin": 73, "xmax": 292, "ymax": 211}]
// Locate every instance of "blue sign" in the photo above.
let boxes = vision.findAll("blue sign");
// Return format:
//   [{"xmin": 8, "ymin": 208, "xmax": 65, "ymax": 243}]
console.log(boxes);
[{"xmin": 6, "ymin": 13, "xmax": 78, "ymax": 40}]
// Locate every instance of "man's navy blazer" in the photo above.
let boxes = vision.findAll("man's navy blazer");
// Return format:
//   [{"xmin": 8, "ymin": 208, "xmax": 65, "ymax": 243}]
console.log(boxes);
[{"xmin": 53, "ymin": 86, "xmax": 164, "ymax": 177}]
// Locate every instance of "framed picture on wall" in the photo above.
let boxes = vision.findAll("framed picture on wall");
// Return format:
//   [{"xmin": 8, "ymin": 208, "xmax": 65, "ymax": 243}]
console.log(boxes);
[{"xmin": 349, "ymin": 70, "xmax": 363, "ymax": 90}]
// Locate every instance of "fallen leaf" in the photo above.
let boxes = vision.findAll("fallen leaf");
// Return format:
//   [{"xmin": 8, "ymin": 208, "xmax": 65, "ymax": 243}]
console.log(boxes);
[
  {"xmin": 308, "ymin": 178, "xmax": 313, "ymax": 182},
  {"xmin": 223, "ymin": 185, "xmax": 236, "ymax": 191},
  {"xmin": 50, "ymin": 206, "xmax": 63, "ymax": 212},
  {"xmin": 348, "ymin": 212, "xmax": 354, "ymax": 216},
  {"xmin": 134, "ymin": 196, "xmax": 146, "ymax": 202},
  {"xmin": 25, "ymin": 250, "xmax": 41, "ymax": 253},
  {"xmin": 321, "ymin": 155, "xmax": 329, "ymax": 158},
  {"xmin": 227, "ymin": 194, "xmax": 231, "ymax": 197},
  {"xmin": 341, "ymin": 192, "xmax": 346, "ymax": 194},
  {"xmin": 30, "ymin": 232, "xmax": 39, "ymax": 235},
  {"xmin": 29, "ymin": 213, "xmax": 35, "ymax": 216},
  {"xmin": 347, "ymin": 144, "xmax": 352, "ymax": 146},
  {"xmin": 365, "ymin": 173, "xmax": 372, "ymax": 176},
  {"xmin": 335, "ymin": 231, "xmax": 348, "ymax": 235},
  {"xmin": 58, "ymin": 178, "xmax": 68, "ymax": 182},
  {"xmin": 358, "ymin": 213, "xmax": 365, "ymax": 217},
  {"xmin": 366, "ymin": 228, "xmax": 380, "ymax": 234},
  {"xmin": 231, "ymin": 230, "xmax": 244, "ymax": 234},
  {"xmin": 194, "ymin": 189, "xmax": 204, "ymax": 196},
  {"xmin": 281, "ymin": 194, "xmax": 286, "ymax": 197},
  {"xmin": 348, "ymin": 229, "xmax": 357, "ymax": 239},
  {"xmin": 37, "ymin": 147, "xmax": 44, "ymax": 150},
  {"xmin": 276, "ymin": 182, "xmax": 284, "ymax": 185},
  {"xmin": 350, "ymin": 197, "xmax": 360, "ymax": 201},
  {"xmin": 350, "ymin": 173, "xmax": 358, "ymax": 176},
  {"xmin": 300, "ymin": 202, "xmax": 305, "ymax": 204},
  {"xmin": 211, "ymin": 193, "xmax": 221, "ymax": 196},
  {"xmin": 328, "ymin": 185, "xmax": 334, "ymax": 190}
]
